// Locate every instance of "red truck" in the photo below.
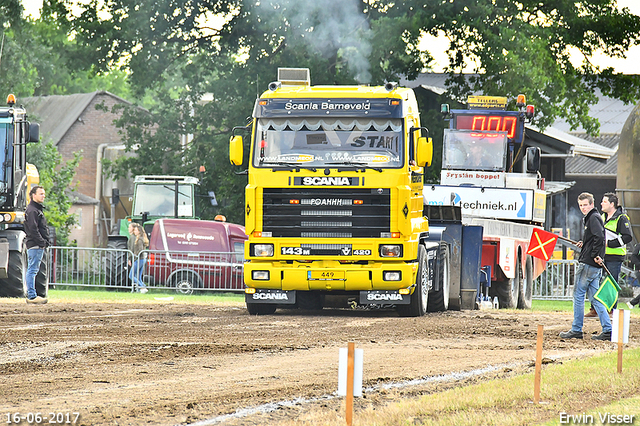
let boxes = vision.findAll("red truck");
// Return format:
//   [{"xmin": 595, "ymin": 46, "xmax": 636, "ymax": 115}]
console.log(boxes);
[{"xmin": 145, "ymin": 218, "xmax": 247, "ymax": 293}]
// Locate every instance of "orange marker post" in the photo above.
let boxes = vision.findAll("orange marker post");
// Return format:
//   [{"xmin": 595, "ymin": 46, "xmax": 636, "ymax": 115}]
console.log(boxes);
[
  {"xmin": 534, "ymin": 325, "xmax": 543, "ymax": 403},
  {"xmin": 346, "ymin": 342, "xmax": 355, "ymax": 426},
  {"xmin": 617, "ymin": 310, "xmax": 624, "ymax": 374}
]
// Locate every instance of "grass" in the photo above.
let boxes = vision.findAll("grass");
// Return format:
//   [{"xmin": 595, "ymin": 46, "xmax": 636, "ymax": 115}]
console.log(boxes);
[
  {"xmin": 273, "ymin": 349, "xmax": 640, "ymax": 426},
  {"xmin": 45, "ymin": 287, "xmax": 245, "ymax": 305},
  {"xmin": 532, "ymin": 299, "xmax": 640, "ymax": 316}
]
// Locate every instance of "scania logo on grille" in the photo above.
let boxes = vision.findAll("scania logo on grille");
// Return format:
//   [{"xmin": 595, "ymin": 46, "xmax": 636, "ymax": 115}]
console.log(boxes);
[{"xmin": 294, "ymin": 177, "xmax": 359, "ymax": 186}]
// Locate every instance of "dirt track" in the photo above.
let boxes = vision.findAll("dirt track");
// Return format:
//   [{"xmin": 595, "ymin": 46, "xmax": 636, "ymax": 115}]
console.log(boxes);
[{"xmin": 1, "ymin": 298, "xmax": 637, "ymax": 426}]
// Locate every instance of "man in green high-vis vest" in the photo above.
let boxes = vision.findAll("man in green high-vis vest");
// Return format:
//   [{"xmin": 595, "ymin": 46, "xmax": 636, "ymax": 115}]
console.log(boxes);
[{"xmin": 586, "ymin": 192, "xmax": 633, "ymax": 317}]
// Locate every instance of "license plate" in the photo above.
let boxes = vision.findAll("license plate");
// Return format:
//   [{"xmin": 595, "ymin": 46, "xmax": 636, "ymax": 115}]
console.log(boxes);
[{"xmin": 308, "ymin": 271, "xmax": 345, "ymax": 280}]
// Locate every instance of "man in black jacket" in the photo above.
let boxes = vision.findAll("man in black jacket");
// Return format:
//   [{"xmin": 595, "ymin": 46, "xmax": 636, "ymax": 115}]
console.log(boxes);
[
  {"xmin": 559, "ymin": 192, "xmax": 611, "ymax": 340},
  {"xmin": 24, "ymin": 185, "xmax": 50, "ymax": 304},
  {"xmin": 585, "ymin": 192, "xmax": 633, "ymax": 316}
]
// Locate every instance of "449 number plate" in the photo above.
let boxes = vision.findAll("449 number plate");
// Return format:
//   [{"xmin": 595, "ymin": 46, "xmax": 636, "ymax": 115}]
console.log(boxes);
[{"xmin": 308, "ymin": 271, "xmax": 345, "ymax": 280}]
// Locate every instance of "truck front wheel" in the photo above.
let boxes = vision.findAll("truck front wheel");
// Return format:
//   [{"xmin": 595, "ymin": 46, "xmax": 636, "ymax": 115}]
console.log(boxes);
[
  {"xmin": 246, "ymin": 303, "xmax": 277, "ymax": 315},
  {"xmin": 493, "ymin": 256, "xmax": 521, "ymax": 309},
  {"xmin": 397, "ymin": 244, "xmax": 429, "ymax": 317},
  {"xmin": 428, "ymin": 244, "xmax": 450, "ymax": 312},
  {"xmin": 517, "ymin": 256, "xmax": 533, "ymax": 309}
]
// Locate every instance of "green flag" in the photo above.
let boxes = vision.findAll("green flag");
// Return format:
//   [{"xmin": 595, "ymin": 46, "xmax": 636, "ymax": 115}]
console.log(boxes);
[{"xmin": 594, "ymin": 275, "xmax": 621, "ymax": 312}]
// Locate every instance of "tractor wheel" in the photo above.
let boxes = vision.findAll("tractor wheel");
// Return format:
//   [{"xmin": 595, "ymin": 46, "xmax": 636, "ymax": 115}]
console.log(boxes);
[
  {"xmin": 106, "ymin": 237, "xmax": 129, "ymax": 289},
  {"xmin": 36, "ymin": 250, "xmax": 49, "ymax": 298},
  {"xmin": 428, "ymin": 244, "xmax": 451, "ymax": 312},
  {"xmin": 0, "ymin": 250, "xmax": 27, "ymax": 298},
  {"xmin": 397, "ymin": 244, "xmax": 429, "ymax": 317}
]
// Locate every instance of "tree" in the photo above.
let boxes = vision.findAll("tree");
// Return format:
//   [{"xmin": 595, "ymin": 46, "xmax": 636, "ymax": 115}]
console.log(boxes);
[
  {"xmin": 27, "ymin": 142, "xmax": 81, "ymax": 246},
  {"xmin": 0, "ymin": 1, "xmax": 131, "ymax": 98},
  {"xmin": 61, "ymin": 0, "xmax": 640, "ymax": 222}
]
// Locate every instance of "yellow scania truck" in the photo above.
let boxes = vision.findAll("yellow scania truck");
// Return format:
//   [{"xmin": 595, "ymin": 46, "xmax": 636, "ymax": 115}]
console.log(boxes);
[{"xmin": 230, "ymin": 68, "xmax": 441, "ymax": 316}]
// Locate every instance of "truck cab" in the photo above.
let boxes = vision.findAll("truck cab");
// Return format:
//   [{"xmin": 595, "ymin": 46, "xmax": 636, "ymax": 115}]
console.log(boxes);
[{"xmin": 230, "ymin": 68, "xmax": 437, "ymax": 316}]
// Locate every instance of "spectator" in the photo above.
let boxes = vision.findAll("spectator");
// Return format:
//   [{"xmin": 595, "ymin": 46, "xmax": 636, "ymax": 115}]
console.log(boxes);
[
  {"xmin": 25, "ymin": 185, "xmax": 50, "ymax": 304},
  {"xmin": 128, "ymin": 223, "xmax": 149, "ymax": 293},
  {"xmin": 559, "ymin": 192, "xmax": 611, "ymax": 340},
  {"xmin": 585, "ymin": 193, "xmax": 632, "ymax": 317}
]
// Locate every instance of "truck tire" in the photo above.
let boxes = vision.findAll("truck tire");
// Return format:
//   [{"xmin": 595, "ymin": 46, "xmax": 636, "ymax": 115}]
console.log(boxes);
[
  {"xmin": 246, "ymin": 303, "xmax": 277, "ymax": 315},
  {"xmin": 494, "ymin": 255, "xmax": 521, "ymax": 309},
  {"xmin": 517, "ymin": 256, "xmax": 533, "ymax": 309},
  {"xmin": 172, "ymin": 271, "xmax": 202, "ymax": 295},
  {"xmin": 106, "ymin": 237, "xmax": 129, "ymax": 289},
  {"xmin": 297, "ymin": 292, "xmax": 324, "ymax": 311},
  {"xmin": 0, "ymin": 250, "xmax": 27, "ymax": 298},
  {"xmin": 397, "ymin": 244, "xmax": 428, "ymax": 317},
  {"xmin": 428, "ymin": 244, "xmax": 450, "ymax": 312}
]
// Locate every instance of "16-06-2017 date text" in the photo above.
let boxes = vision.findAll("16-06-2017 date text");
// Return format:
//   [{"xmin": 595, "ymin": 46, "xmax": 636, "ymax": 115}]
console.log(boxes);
[{"xmin": 5, "ymin": 413, "xmax": 80, "ymax": 424}]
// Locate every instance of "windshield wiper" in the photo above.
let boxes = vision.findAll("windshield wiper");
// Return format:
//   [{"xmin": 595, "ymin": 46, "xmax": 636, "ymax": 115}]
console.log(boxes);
[
  {"xmin": 325, "ymin": 161, "xmax": 383, "ymax": 172},
  {"xmin": 258, "ymin": 161, "xmax": 317, "ymax": 172}
]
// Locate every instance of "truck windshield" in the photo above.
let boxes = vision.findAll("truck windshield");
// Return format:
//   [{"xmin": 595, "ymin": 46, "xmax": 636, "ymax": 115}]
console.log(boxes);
[
  {"xmin": 133, "ymin": 184, "xmax": 194, "ymax": 217},
  {"xmin": 441, "ymin": 129, "xmax": 507, "ymax": 171},
  {"xmin": 253, "ymin": 118, "xmax": 403, "ymax": 168}
]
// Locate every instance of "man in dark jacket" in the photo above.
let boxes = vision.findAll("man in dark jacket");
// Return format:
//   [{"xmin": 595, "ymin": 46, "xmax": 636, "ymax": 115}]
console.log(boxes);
[
  {"xmin": 24, "ymin": 185, "xmax": 50, "ymax": 304},
  {"xmin": 585, "ymin": 192, "xmax": 633, "ymax": 316},
  {"xmin": 560, "ymin": 192, "xmax": 611, "ymax": 340}
]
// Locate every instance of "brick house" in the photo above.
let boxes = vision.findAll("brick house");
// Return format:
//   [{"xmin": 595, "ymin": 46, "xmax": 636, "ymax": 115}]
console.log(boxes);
[{"xmin": 22, "ymin": 91, "xmax": 137, "ymax": 247}]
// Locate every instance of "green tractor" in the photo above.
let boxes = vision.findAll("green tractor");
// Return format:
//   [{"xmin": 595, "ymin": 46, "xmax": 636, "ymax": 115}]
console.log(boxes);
[{"xmin": 106, "ymin": 175, "xmax": 203, "ymax": 287}]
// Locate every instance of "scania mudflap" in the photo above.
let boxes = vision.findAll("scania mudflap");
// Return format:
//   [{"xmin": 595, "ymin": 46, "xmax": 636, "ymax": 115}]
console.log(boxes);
[
  {"xmin": 245, "ymin": 289, "xmax": 296, "ymax": 305},
  {"xmin": 359, "ymin": 290, "xmax": 410, "ymax": 305}
]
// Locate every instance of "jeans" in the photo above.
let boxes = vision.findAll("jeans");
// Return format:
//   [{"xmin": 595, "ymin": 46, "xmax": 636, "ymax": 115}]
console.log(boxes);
[
  {"xmin": 26, "ymin": 248, "xmax": 45, "ymax": 300},
  {"xmin": 572, "ymin": 263, "xmax": 611, "ymax": 333},
  {"xmin": 129, "ymin": 258, "xmax": 147, "ymax": 289}
]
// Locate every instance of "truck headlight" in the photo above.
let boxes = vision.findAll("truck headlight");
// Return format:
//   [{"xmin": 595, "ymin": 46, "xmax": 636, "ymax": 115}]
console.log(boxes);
[
  {"xmin": 252, "ymin": 271, "xmax": 270, "ymax": 280},
  {"xmin": 383, "ymin": 271, "xmax": 402, "ymax": 281},
  {"xmin": 379, "ymin": 244, "xmax": 402, "ymax": 257},
  {"xmin": 252, "ymin": 244, "xmax": 274, "ymax": 257}
]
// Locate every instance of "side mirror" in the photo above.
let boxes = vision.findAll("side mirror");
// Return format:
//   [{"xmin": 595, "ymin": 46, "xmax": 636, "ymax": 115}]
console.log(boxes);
[
  {"xmin": 229, "ymin": 135, "xmax": 243, "ymax": 166},
  {"xmin": 526, "ymin": 146, "xmax": 541, "ymax": 173},
  {"xmin": 416, "ymin": 137, "xmax": 433, "ymax": 167},
  {"xmin": 27, "ymin": 123, "xmax": 40, "ymax": 143}
]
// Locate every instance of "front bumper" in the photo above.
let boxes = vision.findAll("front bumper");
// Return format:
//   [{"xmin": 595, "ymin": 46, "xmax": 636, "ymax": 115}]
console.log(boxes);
[{"xmin": 244, "ymin": 259, "xmax": 418, "ymax": 291}]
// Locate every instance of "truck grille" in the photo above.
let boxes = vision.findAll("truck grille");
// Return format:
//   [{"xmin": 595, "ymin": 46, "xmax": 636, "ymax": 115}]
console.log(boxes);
[{"xmin": 263, "ymin": 188, "xmax": 390, "ymax": 238}]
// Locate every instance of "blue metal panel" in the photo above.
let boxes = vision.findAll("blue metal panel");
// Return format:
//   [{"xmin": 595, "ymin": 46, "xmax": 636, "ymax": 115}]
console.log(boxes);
[{"xmin": 460, "ymin": 225, "xmax": 483, "ymax": 309}]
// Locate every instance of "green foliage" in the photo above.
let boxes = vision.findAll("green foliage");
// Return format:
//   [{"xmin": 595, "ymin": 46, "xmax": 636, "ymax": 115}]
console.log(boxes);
[
  {"xmin": 16, "ymin": 0, "xmax": 639, "ymax": 225},
  {"xmin": 0, "ymin": 2, "xmax": 131, "ymax": 99},
  {"xmin": 27, "ymin": 142, "xmax": 81, "ymax": 246}
]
